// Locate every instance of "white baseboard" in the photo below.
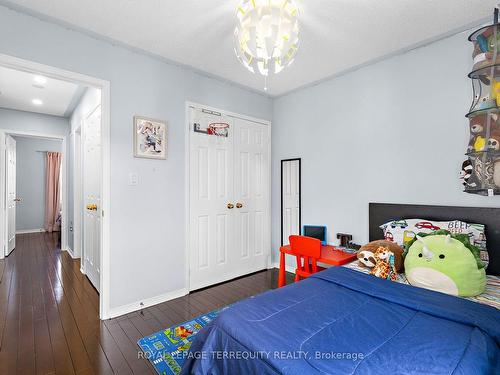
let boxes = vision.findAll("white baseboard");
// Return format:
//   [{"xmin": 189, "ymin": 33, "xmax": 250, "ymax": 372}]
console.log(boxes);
[
  {"xmin": 16, "ymin": 228, "xmax": 45, "ymax": 234},
  {"xmin": 271, "ymin": 262, "xmax": 296, "ymax": 274},
  {"xmin": 63, "ymin": 247, "xmax": 79, "ymax": 259},
  {"xmin": 106, "ymin": 288, "xmax": 188, "ymax": 320}
]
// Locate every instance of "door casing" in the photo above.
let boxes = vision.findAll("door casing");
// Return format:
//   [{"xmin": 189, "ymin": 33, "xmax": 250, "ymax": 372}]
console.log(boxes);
[{"xmin": 0, "ymin": 53, "xmax": 111, "ymax": 319}]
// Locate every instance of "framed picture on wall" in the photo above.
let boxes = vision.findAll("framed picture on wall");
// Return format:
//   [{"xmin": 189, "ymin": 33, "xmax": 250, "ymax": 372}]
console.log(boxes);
[{"xmin": 133, "ymin": 116, "xmax": 167, "ymax": 159}]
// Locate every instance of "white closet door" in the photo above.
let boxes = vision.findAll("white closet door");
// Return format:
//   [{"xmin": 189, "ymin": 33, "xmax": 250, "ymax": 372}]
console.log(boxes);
[
  {"xmin": 83, "ymin": 105, "xmax": 101, "ymax": 291},
  {"xmin": 233, "ymin": 118, "xmax": 269, "ymax": 273},
  {"xmin": 282, "ymin": 160, "xmax": 300, "ymax": 245},
  {"xmin": 6, "ymin": 135, "xmax": 16, "ymax": 255},
  {"xmin": 189, "ymin": 108, "xmax": 234, "ymax": 290},
  {"xmin": 189, "ymin": 107, "xmax": 270, "ymax": 290}
]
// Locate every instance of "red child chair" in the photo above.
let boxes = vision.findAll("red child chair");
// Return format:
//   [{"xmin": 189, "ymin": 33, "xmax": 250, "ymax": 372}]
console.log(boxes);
[{"xmin": 289, "ymin": 235, "xmax": 326, "ymax": 282}]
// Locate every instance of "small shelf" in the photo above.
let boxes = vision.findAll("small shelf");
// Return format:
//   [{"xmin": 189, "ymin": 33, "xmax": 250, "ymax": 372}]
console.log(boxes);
[
  {"xmin": 464, "ymin": 188, "xmax": 500, "ymax": 196},
  {"xmin": 468, "ymin": 24, "xmax": 500, "ymax": 42},
  {"xmin": 468, "ymin": 63, "xmax": 500, "ymax": 79},
  {"xmin": 465, "ymin": 106, "xmax": 500, "ymax": 118}
]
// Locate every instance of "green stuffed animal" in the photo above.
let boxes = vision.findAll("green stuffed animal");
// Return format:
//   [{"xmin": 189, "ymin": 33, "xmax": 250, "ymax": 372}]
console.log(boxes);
[{"xmin": 404, "ymin": 231, "xmax": 486, "ymax": 297}]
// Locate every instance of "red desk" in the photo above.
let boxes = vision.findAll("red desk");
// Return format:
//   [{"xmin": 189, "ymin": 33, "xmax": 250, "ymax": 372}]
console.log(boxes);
[{"xmin": 278, "ymin": 245, "xmax": 357, "ymax": 288}]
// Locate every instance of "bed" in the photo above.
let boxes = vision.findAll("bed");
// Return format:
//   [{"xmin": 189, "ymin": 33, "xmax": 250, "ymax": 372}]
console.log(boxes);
[{"xmin": 181, "ymin": 203, "xmax": 500, "ymax": 374}]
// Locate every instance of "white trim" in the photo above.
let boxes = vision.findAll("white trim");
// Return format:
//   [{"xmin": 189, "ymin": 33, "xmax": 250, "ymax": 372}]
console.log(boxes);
[
  {"xmin": 16, "ymin": 228, "xmax": 45, "ymax": 234},
  {"xmin": 71, "ymin": 126, "xmax": 82, "ymax": 258},
  {"xmin": 107, "ymin": 288, "xmax": 188, "ymax": 319},
  {"xmin": 64, "ymin": 246, "xmax": 78, "ymax": 259},
  {"xmin": 0, "ymin": 53, "xmax": 111, "ymax": 320},
  {"xmin": 184, "ymin": 101, "xmax": 272, "ymax": 293}
]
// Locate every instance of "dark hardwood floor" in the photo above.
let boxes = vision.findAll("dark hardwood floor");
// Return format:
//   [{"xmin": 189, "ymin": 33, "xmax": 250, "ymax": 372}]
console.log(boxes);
[{"xmin": 0, "ymin": 232, "xmax": 292, "ymax": 374}]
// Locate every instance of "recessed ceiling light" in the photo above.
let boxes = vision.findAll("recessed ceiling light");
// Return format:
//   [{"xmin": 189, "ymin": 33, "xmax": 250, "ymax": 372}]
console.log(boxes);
[
  {"xmin": 32, "ymin": 98, "xmax": 43, "ymax": 106},
  {"xmin": 33, "ymin": 75, "xmax": 47, "ymax": 85}
]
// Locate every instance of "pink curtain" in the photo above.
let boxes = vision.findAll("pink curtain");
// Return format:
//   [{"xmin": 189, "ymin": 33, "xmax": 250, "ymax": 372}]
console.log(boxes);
[{"xmin": 45, "ymin": 152, "xmax": 62, "ymax": 233}]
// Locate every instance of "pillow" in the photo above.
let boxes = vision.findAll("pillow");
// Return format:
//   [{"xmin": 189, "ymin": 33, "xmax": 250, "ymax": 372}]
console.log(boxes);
[
  {"xmin": 404, "ymin": 231, "xmax": 486, "ymax": 297},
  {"xmin": 380, "ymin": 219, "xmax": 489, "ymax": 267},
  {"xmin": 357, "ymin": 240, "xmax": 404, "ymax": 273}
]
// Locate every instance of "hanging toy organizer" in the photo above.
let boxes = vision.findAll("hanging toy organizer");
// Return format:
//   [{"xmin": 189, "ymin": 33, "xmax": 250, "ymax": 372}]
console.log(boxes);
[{"xmin": 465, "ymin": 8, "xmax": 500, "ymax": 195}]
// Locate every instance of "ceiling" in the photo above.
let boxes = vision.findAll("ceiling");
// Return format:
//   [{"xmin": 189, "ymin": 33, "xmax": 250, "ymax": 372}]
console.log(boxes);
[
  {"xmin": 2, "ymin": 0, "xmax": 498, "ymax": 96},
  {"xmin": 0, "ymin": 65, "xmax": 82, "ymax": 117}
]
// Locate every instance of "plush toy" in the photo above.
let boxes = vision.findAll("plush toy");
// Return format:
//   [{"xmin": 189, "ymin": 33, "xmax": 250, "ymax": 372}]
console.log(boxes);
[
  {"xmin": 491, "ymin": 79, "xmax": 500, "ymax": 106},
  {"xmin": 473, "ymin": 52, "xmax": 494, "ymax": 70},
  {"xmin": 477, "ymin": 94, "xmax": 497, "ymax": 111},
  {"xmin": 468, "ymin": 115, "xmax": 487, "ymax": 152},
  {"xmin": 357, "ymin": 250, "xmax": 376, "ymax": 268},
  {"xmin": 370, "ymin": 247, "xmax": 397, "ymax": 281},
  {"xmin": 460, "ymin": 159, "xmax": 477, "ymax": 188},
  {"xmin": 404, "ymin": 231, "xmax": 486, "ymax": 297},
  {"xmin": 486, "ymin": 128, "xmax": 500, "ymax": 150},
  {"xmin": 358, "ymin": 240, "xmax": 404, "ymax": 272},
  {"xmin": 477, "ymin": 34, "xmax": 489, "ymax": 53},
  {"xmin": 488, "ymin": 32, "xmax": 500, "ymax": 52}
]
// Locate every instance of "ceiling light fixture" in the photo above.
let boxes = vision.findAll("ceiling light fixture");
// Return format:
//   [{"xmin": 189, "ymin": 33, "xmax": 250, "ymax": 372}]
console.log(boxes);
[
  {"xmin": 234, "ymin": 0, "xmax": 299, "ymax": 87},
  {"xmin": 32, "ymin": 98, "xmax": 43, "ymax": 106},
  {"xmin": 33, "ymin": 75, "xmax": 47, "ymax": 85}
]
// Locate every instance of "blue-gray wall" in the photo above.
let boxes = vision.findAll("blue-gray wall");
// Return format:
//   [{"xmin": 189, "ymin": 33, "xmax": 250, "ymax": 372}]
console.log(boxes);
[
  {"xmin": 14, "ymin": 136, "xmax": 62, "ymax": 231},
  {"xmin": 272, "ymin": 30, "xmax": 500, "ymax": 267},
  {"xmin": 0, "ymin": 107, "xmax": 69, "ymax": 136},
  {"xmin": 0, "ymin": 5, "xmax": 273, "ymax": 313}
]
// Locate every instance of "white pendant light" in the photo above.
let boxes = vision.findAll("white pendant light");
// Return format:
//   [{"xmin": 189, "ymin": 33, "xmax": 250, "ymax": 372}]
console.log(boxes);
[{"xmin": 234, "ymin": 0, "xmax": 300, "ymax": 77}]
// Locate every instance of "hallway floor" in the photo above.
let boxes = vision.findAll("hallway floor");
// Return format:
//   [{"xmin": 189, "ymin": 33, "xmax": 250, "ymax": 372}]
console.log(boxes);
[{"xmin": 0, "ymin": 232, "xmax": 289, "ymax": 374}]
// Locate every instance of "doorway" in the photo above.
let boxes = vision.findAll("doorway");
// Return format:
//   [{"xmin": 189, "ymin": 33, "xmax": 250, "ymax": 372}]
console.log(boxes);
[
  {"xmin": 0, "ymin": 53, "xmax": 111, "ymax": 319},
  {"xmin": 4, "ymin": 133, "xmax": 64, "ymax": 256},
  {"xmin": 186, "ymin": 103, "xmax": 272, "ymax": 291},
  {"xmin": 281, "ymin": 158, "xmax": 301, "ymax": 246}
]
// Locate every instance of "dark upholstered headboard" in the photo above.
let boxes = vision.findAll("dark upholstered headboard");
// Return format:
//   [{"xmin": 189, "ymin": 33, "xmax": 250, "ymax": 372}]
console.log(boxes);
[{"xmin": 369, "ymin": 203, "xmax": 500, "ymax": 275}]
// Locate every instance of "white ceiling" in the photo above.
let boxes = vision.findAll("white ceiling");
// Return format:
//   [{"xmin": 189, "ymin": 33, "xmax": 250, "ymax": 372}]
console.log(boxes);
[
  {"xmin": 0, "ymin": 65, "xmax": 82, "ymax": 117},
  {"xmin": 3, "ymin": 0, "xmax": 498, "ymax": 96}
]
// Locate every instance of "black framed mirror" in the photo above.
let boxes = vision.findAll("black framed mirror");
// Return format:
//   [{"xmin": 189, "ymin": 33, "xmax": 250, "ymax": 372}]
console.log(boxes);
[{"xmin": 281, "ymin": 158, "xmax": 301, "ymax": 246}]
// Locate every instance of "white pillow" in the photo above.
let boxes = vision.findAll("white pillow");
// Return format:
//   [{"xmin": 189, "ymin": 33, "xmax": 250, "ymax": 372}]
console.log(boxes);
[{"xmin": 380, "ymin": 219, "xmax": 489, "ymax": 267}]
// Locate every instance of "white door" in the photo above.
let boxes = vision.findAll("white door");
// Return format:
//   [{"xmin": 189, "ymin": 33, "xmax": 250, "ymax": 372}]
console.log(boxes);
[
  {"xmin": 82, "ymin": 106, "xmax": 101, "ymax": 291},
  {"xmin": 189, "ymin": 107, "xmax": 270, "ymax": 290},
  {"xmin": 233, "ymin": 118, "xmax": 269, "ymax": 274},
  {"xmin": 282, "ymin": 159, "xmax": 300, "ymax": 245},
  {"xmin": 6, "ymin": 135, "xmax": 16, "ymax": 255}
]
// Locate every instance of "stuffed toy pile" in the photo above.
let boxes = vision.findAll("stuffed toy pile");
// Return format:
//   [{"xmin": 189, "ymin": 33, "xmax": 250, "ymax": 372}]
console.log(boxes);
[
  {"xmin": 356, "ymin": 231, "xmax": 487, "ymax": 297},
  {"xmin": 357, "ymin": 240, "xmax": 403, "ymax": 281}
]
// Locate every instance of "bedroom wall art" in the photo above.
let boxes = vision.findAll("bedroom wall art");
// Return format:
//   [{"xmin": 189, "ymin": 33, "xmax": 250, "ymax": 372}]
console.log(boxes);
[
  {"xmin": 463, "ymin": 8, "xmax": 500, "ymax": 195},
  {"xmin": 134, "ymin": 116, "xmax": 167, "ymax": 159}
]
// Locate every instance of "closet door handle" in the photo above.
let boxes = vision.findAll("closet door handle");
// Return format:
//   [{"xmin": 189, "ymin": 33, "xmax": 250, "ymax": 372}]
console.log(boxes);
[
  {"xmin": 227, "ymin": 203, "xmax": 234, "ymax": 209},
  {"xmin": 236, "ymin": 203, "xmax": 243, "ymax": 208}
]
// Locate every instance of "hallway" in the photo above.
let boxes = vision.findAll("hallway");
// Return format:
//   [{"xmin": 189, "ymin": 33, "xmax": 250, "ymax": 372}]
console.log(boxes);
[{"xmin": 0, "ymin": 232, "xmax": 287, "ymax": 374}]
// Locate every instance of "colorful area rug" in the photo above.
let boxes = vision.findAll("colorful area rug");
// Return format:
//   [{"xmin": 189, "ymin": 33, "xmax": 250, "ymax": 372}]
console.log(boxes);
[{"xmin": 137, "ymin": 309, "xmax": 221, "ymax": 375}]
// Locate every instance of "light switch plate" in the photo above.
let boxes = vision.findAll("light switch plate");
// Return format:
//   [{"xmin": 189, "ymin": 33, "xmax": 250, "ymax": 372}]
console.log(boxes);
[{"xmin": 128, "ymin": 172, "xmax": 138, "ymax": 186}]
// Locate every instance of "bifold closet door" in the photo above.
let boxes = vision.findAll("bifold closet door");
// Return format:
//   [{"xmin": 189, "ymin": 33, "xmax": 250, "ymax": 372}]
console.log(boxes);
[
  {"xmin": 233, "ymin": 118, "xmax": 269, "ymax": 274},
  {"xmin": 189, "ymin": 108, "xmax": 270, "ymax": 291},
  {"xmin": 189, "ymin": 108, "xmax": 235, "ymax": 290}
]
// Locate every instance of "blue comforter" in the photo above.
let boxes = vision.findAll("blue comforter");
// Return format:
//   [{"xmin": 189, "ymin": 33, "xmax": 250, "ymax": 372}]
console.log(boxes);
[{"xmin": 182, "ymin": 267, "xmax": 500, "ymax": 374}]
